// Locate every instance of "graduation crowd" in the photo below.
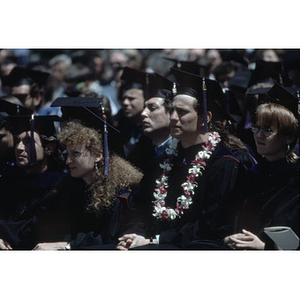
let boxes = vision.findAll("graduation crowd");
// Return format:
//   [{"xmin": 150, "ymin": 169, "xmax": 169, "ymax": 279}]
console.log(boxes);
[{"xmin": 0, "ymin": 48, "xmax": 299, "ymax": 250}]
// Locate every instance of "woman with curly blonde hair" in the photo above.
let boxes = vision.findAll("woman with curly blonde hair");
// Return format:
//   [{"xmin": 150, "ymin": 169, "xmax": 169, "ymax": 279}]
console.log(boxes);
[
  {"xmin": 0, "ymin": 120, "xmax": 143, "ymax": 250},
  {"xmin": 28, "ymin": 120, "xmax": 143, "ymax": 250},
  {"xmin": 59, "ymin": 121, "xmax": 143, "ymax": 214}
]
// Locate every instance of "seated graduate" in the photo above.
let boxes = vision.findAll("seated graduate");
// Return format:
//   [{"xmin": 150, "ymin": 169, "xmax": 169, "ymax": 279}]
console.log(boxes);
[
  {"xmin": 118, "ymin": 68, "xmax": 255, "ymax": 250},
  {"xmin": 0, "ymin": 99, "xmax": 34, "ymax": 177},
  {"xmin": 113, "ymin": 67, "xmax": 148, "ymax": 159},
  {"xmin": 1, "ymin": 66, "xmax": 50, "ymax": 114},
  {"xmin": 0, "ymin": 114, "xmax": 65, "ymax": 221},
  {"xmin": 0, "ymin": 97, "xmax": 143, "ymax": 250},
  {"xmin": 224, "ymin": 83, "xmax": 299, "ymax": 250},
  {"xmin": 126, "ymin": 72, "xmax": 179, "ymax": 173}
]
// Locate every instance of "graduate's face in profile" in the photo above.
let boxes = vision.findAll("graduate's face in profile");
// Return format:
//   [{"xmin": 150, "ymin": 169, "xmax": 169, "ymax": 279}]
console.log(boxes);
[
  {"xmin": 65, "ymin": 144, "xmax": 100, "ymax": 184},
  {"xmin": 141, "ymin": 97, "xmax": 170, "ymax": 135},
  {"xmin": 170, "ymin": 94, "xmax": 200, "ymax": 139},
  {"xmin": 15, "ymin": 131, "xmax": 45, "ymax": 167},
  {"xmin": 122, "ymin": 88, "xmax": 145, "ymax": 119}
]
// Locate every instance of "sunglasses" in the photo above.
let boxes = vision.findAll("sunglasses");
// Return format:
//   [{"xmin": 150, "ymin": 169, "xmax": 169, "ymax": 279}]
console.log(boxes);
[{"xmin": 251, "ymin": 124, "xmax": 276, "ymax": 137}]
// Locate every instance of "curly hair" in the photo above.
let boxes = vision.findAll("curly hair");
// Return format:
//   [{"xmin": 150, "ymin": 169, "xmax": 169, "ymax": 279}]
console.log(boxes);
[{"xmin": 58, "ymin": 121, "xmax": 143, "ymax": 214}]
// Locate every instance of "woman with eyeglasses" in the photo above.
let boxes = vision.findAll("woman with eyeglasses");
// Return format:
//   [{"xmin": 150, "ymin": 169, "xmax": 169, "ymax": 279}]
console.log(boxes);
[{"xmin": 224, "ymin": 102, "xmax": 299, "ymax": 250}]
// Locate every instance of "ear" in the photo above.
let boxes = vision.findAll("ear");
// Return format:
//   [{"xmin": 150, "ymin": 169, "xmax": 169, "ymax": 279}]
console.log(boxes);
[
  {"xmin": 206, "ymin": 111, "xmax": 213, "ymax": 124},
  {"xmin": 94, "ymin": 152, "xmax": 103, "ymax": 163},
  {"xmin": 199, "ymin": 111, "xmax": 213, "ymax": 126},
  {"xmin": 44, "ymin": 142, "xmax": 56, "ymax": 156}
]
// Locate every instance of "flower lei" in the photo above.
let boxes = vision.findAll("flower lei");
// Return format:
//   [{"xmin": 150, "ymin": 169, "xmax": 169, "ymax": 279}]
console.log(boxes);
[{"xmin": 152, "ymin": 132, "xmax": 221, "ymax": 221}]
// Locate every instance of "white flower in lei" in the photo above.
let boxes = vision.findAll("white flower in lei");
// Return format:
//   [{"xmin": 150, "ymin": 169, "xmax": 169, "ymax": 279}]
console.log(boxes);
[{"xmin": 152, "ymin": 131, "xmax": 221, "ymax": 221}]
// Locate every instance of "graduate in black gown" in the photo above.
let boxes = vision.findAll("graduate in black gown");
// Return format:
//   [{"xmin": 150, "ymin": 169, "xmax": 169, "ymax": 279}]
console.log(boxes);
[
  {"xmin": 125, "ymin": 72, "xmax": 178, "ymax": 173},
  {"xmin": 0, "ymin": 115, "xmax": 65, "ymax": 221},
  {"xmin": 117, "ymin": 68, "xmax": 256, "ymax": 250},
  {"xmin": 224, "ymin": 84, "xmax": 300, "ymax": 250},
  {"xmin": 0, "ymin": 99, "xmax": 33, "ymax": 178},
  {"xmin": 0, "ymin": 99, "xmax": 143, "ymax": 250}
]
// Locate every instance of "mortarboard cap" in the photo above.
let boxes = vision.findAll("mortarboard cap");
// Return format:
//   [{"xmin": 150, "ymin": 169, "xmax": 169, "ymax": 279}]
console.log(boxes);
[
  {"xmin": 282, "ymin": 50, "xmax": 300, "ymax": 71},
  {"xmin": 120, "ymin": 67, "xmax": 150, "ymax": 98},
  {"xmin": 146, "ymin": 72, "xmax": 174, "ymax": 100},
  {"xmin": 164, "ymin": 57, "xmax": 210, "ymax": 75},
  {"xmin": 219, "ymin": 49, "xmax": 249, "ymax": 67},
  {"xmin": 8, "ymin": 114, "xmax": 61, "ymax": 166},
  {"xmin": 9, "ymin": 115, "xmax": 61, "ymax": 137},
  {"xmin": 228, "ymin": 70, "xmax": 252, "ymax": 91},
  {"xmin": 170, "ymin": 68, "xmax": 229, "ymax": 130},
  {"xmin": 248, "ymin": 61, "xmax": 292, "ymax": 88},
  {"xmin": 51, "ymin": 97, "xmax": 118, "ymax": 132},
  {"xmin": 267, "ymin": 83, "xmax": 299, "ymax": 118},
  {"xmin": 0, "ymin": 98, "xmax": 33, "ymax": 115},
  {"xmin": 247, "ymin": 83, "xmax": 299, "ymax": 118},
  {"xmin": 164, "ymin": 57, "xmax": 211, "ymax": 82},
  {"xmin": 1, "ymin": 66, "xmax": 50, "ymax": 87},
  {"xmin": 51, "ymin": 97, "xmax": 118, "ymax": 178},
  {"xmin": 171, "ymin": 67, "xmax": 225, "ymax": 103}
]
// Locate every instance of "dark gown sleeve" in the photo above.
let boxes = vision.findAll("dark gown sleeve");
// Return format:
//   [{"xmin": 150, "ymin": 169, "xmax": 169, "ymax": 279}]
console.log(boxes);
[
  {"xmin": 0, "ymin": 184, "xmax": 133, "ymax": 250},
  {"xmin": 233, "ymin": 160, "xmax": 300, "ymax": 250}
]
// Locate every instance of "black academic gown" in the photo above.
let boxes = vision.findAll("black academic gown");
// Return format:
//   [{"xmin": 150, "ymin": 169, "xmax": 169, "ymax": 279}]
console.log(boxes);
[
  {"xmin": 121, "ymin": 142, "xmax": 248, "ymax": 249},
  {"xmin": 0, "ymin": 165, "xmax": 65, "ymax": 220},
  {"xmin": 233, "ymin": 158, "xmax": 300, "ymax": 249},
  {"xmin": 0, "ymin": 177, "xmax": 133, "ymax": 250}
]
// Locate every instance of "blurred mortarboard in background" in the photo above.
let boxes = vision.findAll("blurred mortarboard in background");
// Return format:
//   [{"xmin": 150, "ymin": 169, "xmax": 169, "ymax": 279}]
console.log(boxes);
[
  {"xmin": 120, "ymin": 67, "xmax": 151, "ymax": 98},
  {"xmin": 1, "ymin": 66, "xmax": 50, "ymax": 87},
  {"xmin": 0, "ymin": 98, "xmax": 33, "ymax": 115},
  {"xmin": 247, "ymin": 61, "xmax": 293, "ymax": 88},
  {"xmin": 164, "ymin": 57, "xmax": 210, "ymax": 79},
  {"xmin": 282, "ymin": 49, "xmax": 300, "ymax": 71},
  {"xmin": 228, "ymin": 70, "xmax": 252, "ymax": 92},
  {"xmin": 170, "ymin": 68, "xmax": 231, "ymax": 130},
  {"xmin": 147, "ymin": 72, "xmax": 174, "ymax": 100},
  {"xmin": 219, "ymin": 49, "xmax": 249, "ymax": 67}
]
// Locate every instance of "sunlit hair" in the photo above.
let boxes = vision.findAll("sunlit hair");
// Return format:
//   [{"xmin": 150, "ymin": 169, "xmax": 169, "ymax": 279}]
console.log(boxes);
[
  {"xmin": 59, "ymin": 121, "xmax": 103, "ymax": 158},
  {"xmin": 256, "ymin": 102, "xmax": 299, "ymax": 163},
  {"xmin": 58, "ymin": 121, "xmax": 143, "ymax": 214}
]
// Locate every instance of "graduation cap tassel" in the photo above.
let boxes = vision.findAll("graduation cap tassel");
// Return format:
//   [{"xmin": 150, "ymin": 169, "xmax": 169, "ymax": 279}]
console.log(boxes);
[
  {"xmin": 29, "ymin": 114, "xmax": 37, "ymax": 166},
  {"xmin": 202, "ymin": 78, "xmax": 208, "ymax": 132}
]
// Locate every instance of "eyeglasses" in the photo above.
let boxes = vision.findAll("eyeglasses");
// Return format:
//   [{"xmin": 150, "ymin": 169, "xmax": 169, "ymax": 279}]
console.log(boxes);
[{"xmin": 251, "ymin": 124, "xmax": 276, "ymax": 137}]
